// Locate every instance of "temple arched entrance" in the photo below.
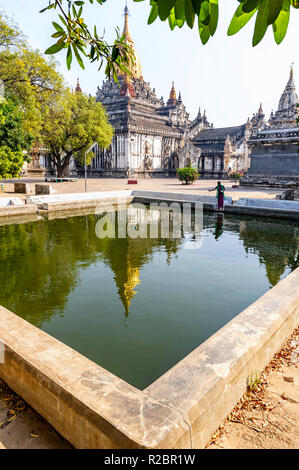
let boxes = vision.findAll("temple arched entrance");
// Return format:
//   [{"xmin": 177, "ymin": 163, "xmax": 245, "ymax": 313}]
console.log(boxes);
[{"xmin": 172, "ymin": 155, "xmax": 179, "ymax": 170}]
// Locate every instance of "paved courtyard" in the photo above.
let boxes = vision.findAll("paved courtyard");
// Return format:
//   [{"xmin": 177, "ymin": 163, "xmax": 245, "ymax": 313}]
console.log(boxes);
[{"xmin": 0, "ymin": 177, "xmax": 281, "ymax": 201}]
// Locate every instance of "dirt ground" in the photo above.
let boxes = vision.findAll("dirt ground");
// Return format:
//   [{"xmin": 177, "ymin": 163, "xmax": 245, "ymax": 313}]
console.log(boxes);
[
  {"xmin": 0, "ymin": 379, "xmax": 72, "ymax": 449},
  {"xmin": 0, "ymin": 176, "xmax": 281, "ymax": 202},
  {"xmin": 207, "ymin": 327, "xmax": 299, "ymax": 449}
]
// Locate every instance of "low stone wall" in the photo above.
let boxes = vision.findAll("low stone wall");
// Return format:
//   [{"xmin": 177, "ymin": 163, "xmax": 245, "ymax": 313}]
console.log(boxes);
[
  {"xmin": 41, "ymin": 198, "xmax": 134, "ymax": 212},
  {"xmin": 0, "ymin": 205, "xmax": 38, "ymax": 218},
  {"xmin": 35, "ymin": 184, "xmax": 54, "ymax": 195},
  {"xmin": 2, "ymin": 190, "xmax": 299, "ymax": 219},
  {"xmin": 0, "ymin": 268, "xmax": 298, "ymax": 448},
  {"xmin": 26, "ymin": 190, "xmax": 133, "ymax": 209},
  {"xmin": 14, "ymin": 182, "xmax": 31, "ymax": 194},
  {"xmin": 132, "ymin": 190, "xmax": 232, "ymax": 209},
  {"xmin": 241, "ymin": 175, "xmax": 299, "ymax": 188},
  {"xmin": 226, "ymin": 198, "xmax": 299, "ymax": 220},
  {"xmin": 235, "ymin": 198, "xmax": 299, "ymax": 210},
  {"xmin": 0, "ymin": 197, "xmax": 38, "ymax": 218}
]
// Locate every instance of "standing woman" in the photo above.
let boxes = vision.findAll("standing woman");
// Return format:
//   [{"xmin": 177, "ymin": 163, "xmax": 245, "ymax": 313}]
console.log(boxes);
[{"xmin": 209, "ymin": 181, "xmax": 226, "ymax": 211}]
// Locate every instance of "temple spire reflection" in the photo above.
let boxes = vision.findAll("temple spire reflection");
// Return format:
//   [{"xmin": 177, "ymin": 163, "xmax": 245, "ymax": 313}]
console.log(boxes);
[{"xmin": 115, "ymin": 265, "xmax": 141, "ymax": 317}]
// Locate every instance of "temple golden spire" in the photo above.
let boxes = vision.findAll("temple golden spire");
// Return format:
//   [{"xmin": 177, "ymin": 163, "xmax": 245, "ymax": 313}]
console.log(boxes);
[
  {"xmin": 167, "ymin": 81, "xmax": 177, "ymax": 106},
  {"xmin": 170, "ymin": 81, "xmax": 177, "ymax": 100},
  {"xmin": 118, "ymin": 3, "xmax": 142, "ymax": 78},
  {"xmin": 123, "ymin": 3, "xmax": 133, "ymax": 41}
]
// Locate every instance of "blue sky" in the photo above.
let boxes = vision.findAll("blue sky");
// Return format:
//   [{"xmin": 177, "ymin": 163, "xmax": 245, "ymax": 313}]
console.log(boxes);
[{"xmin": 1, "ymin": 0, "xmax": 298, "ymax": 127}]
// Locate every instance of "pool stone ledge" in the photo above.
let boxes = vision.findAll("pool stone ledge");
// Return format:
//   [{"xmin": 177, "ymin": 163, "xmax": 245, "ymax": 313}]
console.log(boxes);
[{"xmin": 0, "ymin": 267, "xmax": 298, "ymax": 448}]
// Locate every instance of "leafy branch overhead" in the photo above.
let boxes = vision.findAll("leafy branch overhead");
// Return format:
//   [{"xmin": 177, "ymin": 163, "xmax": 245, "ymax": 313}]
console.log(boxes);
[
  {"xmin": 146, "ymin": 0, "xmax": 299, "ymax": 46},
  {"xmin": 41, "ymin": 0, "xmax": 299, "ymax": 77},
  {"xmin": 41, "ymin": 0, "xmax": 134, "ymax": 81}
]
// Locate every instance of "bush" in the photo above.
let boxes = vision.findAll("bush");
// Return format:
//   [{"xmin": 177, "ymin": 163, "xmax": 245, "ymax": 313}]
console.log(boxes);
[
  {"xmin": 228, "ymin": 170, "xmax": 244, "ymax": 182},
  {"xmin": 0, "ymin": 146, "xmax": 24, "ymax": 179},
  {"xmin": 176, "ymin": 167, "xmax": 199, "ymax": 185}
]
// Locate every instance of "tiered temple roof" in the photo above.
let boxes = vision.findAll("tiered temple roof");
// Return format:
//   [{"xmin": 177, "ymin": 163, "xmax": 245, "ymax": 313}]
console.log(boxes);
[
  {"xmin": 193, "ymin": 125, "xmax": 247, "ymax": 155},
  {"xmin": 96, "ymin": 6, "xmax": 191, "ymax": 136}
]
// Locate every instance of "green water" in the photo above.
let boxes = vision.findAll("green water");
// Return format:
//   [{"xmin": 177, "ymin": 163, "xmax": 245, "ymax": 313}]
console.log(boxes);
[{"xmin": 0, "ymin": 209, "xmax": 298, "ymax": 389}]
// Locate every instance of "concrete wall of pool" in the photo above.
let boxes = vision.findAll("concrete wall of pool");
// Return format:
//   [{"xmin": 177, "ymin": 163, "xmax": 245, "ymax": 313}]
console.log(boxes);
[{"xmin": 0, "ymin": 266, "xmax": 298, "ymax": 448}]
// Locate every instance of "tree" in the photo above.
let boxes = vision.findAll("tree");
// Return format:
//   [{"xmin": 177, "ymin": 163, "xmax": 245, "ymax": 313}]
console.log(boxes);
[
  {"xmin": 0, "ymin": 12, "xmax": 25, "ymax": 51},
  {"xmin": 0, "ymin": 98, "xmax": 34, "ymax": 178},
  {"xmin": 42, "ymin": 0, "xmax": 299, "ymax": 77},
  {"xmin": 0, "ymin": 14, "xmax": 64, "ymax": 140},
  {"xmin": 41, "ymin": 89, "xmax": 114, "ymax": 177}
]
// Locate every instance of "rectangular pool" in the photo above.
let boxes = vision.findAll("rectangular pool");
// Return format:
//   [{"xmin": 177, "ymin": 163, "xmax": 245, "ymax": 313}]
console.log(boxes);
[{"xmin": 0, "ymin": 206, "xmax": 298, "ymax": 389}]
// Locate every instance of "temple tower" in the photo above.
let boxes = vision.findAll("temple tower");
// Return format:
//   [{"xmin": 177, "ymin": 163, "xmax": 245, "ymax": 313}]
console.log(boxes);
[
  {"xmin": 167, "ymin": 82, "xmax": 177, "ymax": 106},
  {"xmin": 269, "ymin": 65, "xmax": 299, "ymax": 127},
  {"xmin": 246, "ymin": 65, "xmax": 299, "ymax": 183},
  {"xmin": 75, "ymin": 78, "xmax": 82, "ymax": 93},
  {"xmin": 118, "ymin": 3, "xmax": 142, "ymax": 79}
]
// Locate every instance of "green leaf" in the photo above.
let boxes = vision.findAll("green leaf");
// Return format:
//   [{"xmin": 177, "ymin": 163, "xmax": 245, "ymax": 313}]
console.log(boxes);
[
  {"xmin": 157, "ymin": 0, "xmax": 176, "ymax": 21},
  {"xmin": 168, "ymin": 7, "xmax": 176, "ymax": 29},
  {"xmin": 199, "ymin": 22, "xmax": 211, "ymax": 44},
  {"xmin": 268, "ymin": 0, "xmax": 283, "ymax": 24},
  {"xmin": 45, "ymin": 42, "xmax": 66, "ymax": 55},
  {"xmin": 176, "ymin": 17, "xmax": 186, "ymax": 27},
  {"xmin": 148, "ymin": 4, "xmax": 159, "ymax": 24},
  {"xmin": 192, "ymin": 0, "xmax": 203, "ymax": 15},
  {"xmin": 51, "ymin": 31, "xmax": 65, "ymax": 39},
  {"xmin": 52, "ymin": 22, "xmax": 64, "ymax": 32},
  {"xmin": 252, "ymin": 0, "xmax": 269, "ymax": 46},
  {"xmin": 273, "ymin": 0, "xmax": 290, "ymax": 44},
  {"xmin": 111, "ymin": 46, "xmax": 119, "ymax": 61},
  {"xmin": 39, "ymin": 4, "xmax": 55, "ymax": 13},
  {"xmin": 242, "ymin": 0, "xmax": 262, "ymax": 13},
  {"xmin": 199, "ymin": 1, "xmax": 210, "ymax": 26},
  {"xmin": 66, "ymin": 45, "xmax": 73, "ymax": 70},
  {"xmin": 209, "ymin": 0, "xmax": 218, "ymax": 36},
  {"xmin": 228, "ymin": 4, "xmax": 257, "ymax": 36},
  {"xmin": 175, "ymin": 0, "xmax": 185, "ymax": 19},
  {"xmin": 185, "ymin": 0, "xmax": 195, "ymax": 28},
  {"xmin": 72, "ymin": 44, "xmax": 85, "ymax": 69}
]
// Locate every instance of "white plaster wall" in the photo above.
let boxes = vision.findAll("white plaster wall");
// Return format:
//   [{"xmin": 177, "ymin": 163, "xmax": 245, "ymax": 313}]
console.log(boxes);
[
  {"xmin": 153, "ymin": 137, "xmax": 162, "ymax": 157},
  {"xmin": 152, "ymin": 156, "xmax": 161, "ymax": 169}
]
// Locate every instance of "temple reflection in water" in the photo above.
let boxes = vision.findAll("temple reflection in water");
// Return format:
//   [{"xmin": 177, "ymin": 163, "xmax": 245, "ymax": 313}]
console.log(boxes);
[{"xmin": 0, "ymin": 209, "xmax": 298, "ymax": 324}]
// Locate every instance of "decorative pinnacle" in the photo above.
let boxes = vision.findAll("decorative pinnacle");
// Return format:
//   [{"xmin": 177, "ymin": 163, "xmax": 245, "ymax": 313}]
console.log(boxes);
[
  {"xmin": 258, "ymin": 102, "xmax": 264, "ymax": 115},
  {"xmin": 290, "ymin": 63, "xmax": 294, "ymax": 80},
  {"xmin": 169, "ymin": 81, "xmax": 177, "ymax": 100},
  {"xmin": 123, "ymin": 1, "xmax": 132, "ymax": 41},
  {"xmin": 124, "ymin": 0, "xmax": 129, "ymax": 16},
  {"xmin": 75, "ymin": 77, "xmax": 82, "ymax": 93}
]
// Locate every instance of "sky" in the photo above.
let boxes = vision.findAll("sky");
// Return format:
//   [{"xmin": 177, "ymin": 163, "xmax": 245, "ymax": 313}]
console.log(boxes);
[{"xmin": 1, "ymin": 0, "xmax": 298, "ymax": 127}]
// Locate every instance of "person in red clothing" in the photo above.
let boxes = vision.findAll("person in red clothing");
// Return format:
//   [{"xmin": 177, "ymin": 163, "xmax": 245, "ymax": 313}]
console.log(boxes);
[{"xmin": 209, "ymin": 181, "xmax": 226, "ymax": 211}]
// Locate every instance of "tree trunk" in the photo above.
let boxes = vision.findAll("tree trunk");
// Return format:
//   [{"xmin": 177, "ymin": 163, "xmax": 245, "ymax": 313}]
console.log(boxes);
[{"xmin": 52, "ymin": 154, "xmax": 72, "ymax": 177}]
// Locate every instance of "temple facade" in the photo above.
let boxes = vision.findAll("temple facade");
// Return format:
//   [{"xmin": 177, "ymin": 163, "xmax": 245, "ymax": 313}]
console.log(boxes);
[
  {"xmin": 36, "ymin": 6, "xmax": 299, "ymax": 181},
  {"xmin": 89, "ymin": 6, "xmax": 251, "ymax": 179}
]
